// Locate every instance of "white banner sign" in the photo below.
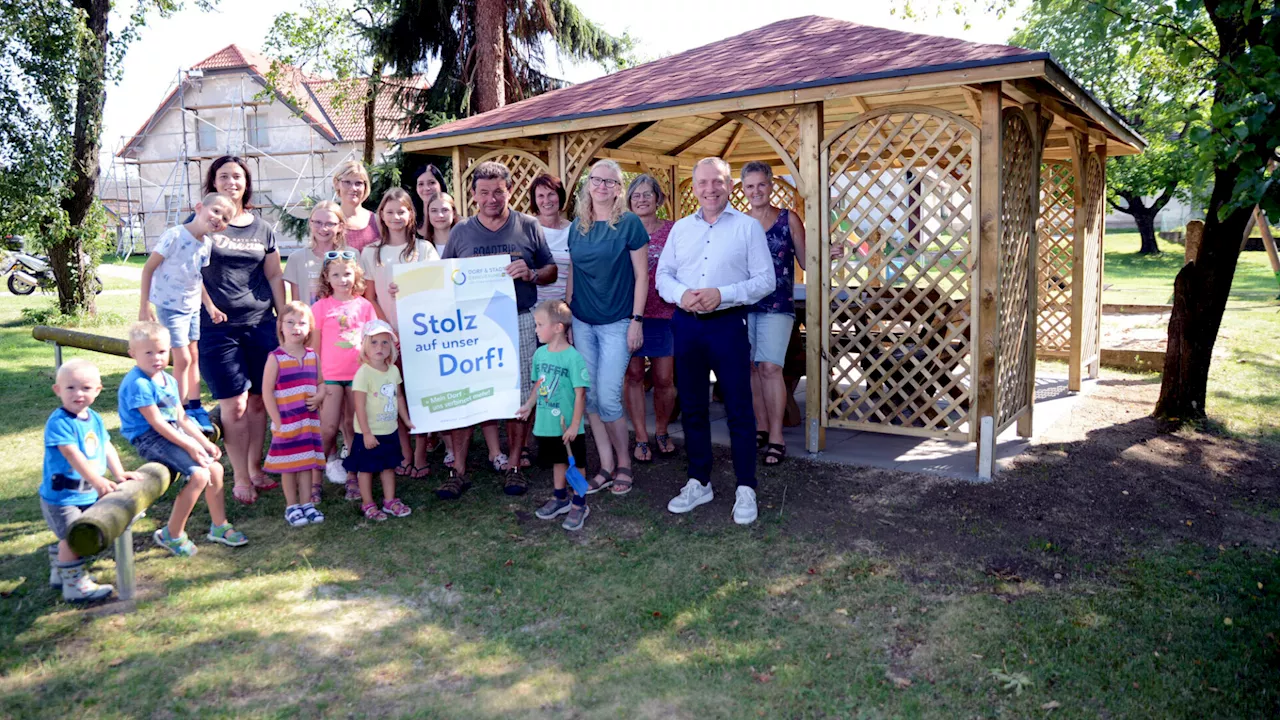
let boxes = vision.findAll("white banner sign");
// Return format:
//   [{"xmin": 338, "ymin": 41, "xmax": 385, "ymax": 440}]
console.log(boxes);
[{"xmin": 393, "ymin": 256, "xmax": 521, "ymax": 432}]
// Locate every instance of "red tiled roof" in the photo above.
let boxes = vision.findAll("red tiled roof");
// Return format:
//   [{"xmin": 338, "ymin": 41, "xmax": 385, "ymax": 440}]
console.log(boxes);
[
  {"xmin": 305, "ymin": 75, "xmax": 430, "ymax": 143},
  {"xmin": 404, "ymin": 16, "xmax": 1045, "ymax": 142},
  {"xmin": 119, "ymin": 44, "xmax": 427, "ymax": 155}
]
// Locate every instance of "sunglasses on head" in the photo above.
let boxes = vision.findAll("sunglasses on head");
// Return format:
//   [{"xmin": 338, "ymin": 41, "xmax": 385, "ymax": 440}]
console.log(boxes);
[{"xmin": 324, "ymin": 250, "xmax": 357, "ymax": 260}]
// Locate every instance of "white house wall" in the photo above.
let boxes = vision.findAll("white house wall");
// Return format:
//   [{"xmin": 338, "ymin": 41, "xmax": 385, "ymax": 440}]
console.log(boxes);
[{"xmin": 121, "ymin": 72, "xmax": 394, "ymax": 250}]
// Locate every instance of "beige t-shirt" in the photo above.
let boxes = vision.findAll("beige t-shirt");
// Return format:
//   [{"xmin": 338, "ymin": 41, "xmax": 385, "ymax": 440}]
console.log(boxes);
[
  {"xmin": 359, "ymin": 240, "xmax": 440, "ymax": 328},
  {"xmin": 283, "ymin": 247, "xmax": 325, "ymax": 304}
]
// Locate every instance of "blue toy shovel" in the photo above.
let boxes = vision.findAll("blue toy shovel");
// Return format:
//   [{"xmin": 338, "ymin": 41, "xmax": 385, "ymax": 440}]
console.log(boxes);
[{"xmin": 559, "ymin": 415, "xmax": 589, "ymax": 497}]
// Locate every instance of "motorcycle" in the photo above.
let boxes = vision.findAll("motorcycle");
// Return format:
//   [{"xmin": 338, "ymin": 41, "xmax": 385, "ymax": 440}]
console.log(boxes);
[{"xmin": 1, "ymin": 235, "xmax": 103, "ymax": 296}]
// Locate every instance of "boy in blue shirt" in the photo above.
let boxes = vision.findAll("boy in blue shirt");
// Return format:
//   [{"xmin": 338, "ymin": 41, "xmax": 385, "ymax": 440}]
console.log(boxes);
[
  {"xmin": 516, "ymin": 300, "xmax": 591, "ymax": 531},
  {"xmin": 42, "ymin": 359, "xmax": 140, "ymax": 602},
  {"xmin": 119, "ymin": 321, "xmax": 248, "ymax": 557}
]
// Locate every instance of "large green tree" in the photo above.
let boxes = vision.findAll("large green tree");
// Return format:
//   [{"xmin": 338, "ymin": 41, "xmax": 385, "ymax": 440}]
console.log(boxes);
[
  {"xmin": 1012, "ymin": 1, "xmax": 1213, "ymax": 255},
  {"xmin": 926, "ymin": 0, "xmax": 1278, "ymax": 428},
  {"xmin": 0, "ymin": 0, "xmax": 194, "ymax": 315}
]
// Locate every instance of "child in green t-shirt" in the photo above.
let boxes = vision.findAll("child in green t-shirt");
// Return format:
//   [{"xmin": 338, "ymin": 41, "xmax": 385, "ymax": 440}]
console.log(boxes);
[{"xmin": 517, "ymin": 300, "xmax": 591, "ymax": 531}]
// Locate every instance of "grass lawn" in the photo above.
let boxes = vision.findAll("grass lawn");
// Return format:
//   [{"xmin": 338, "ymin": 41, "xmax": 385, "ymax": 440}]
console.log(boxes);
[
  {"xmin": 1103, "ymin": 231, "xmax": 1280, "ymax": 445},
  {"xmin": 1, "ymin": 268, "xmax": 1278, "ymax": 717}
]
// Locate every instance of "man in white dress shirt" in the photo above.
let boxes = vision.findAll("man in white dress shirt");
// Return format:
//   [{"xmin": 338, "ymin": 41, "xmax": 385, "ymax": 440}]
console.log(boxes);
[{"xmin": 656, "ymin": 157, "xmax": 775, "ymax": 524}]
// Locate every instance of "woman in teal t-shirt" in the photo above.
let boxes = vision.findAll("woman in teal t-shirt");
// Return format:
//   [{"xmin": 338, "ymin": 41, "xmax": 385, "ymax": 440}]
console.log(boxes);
[{"xmin": 566, "ymin": 159, "xmax": 648, "ymax": 496}]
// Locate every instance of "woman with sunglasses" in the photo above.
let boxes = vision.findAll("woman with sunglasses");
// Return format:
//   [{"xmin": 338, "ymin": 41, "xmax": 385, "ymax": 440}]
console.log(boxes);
[
  {"xmin": 565, "ymin": 159, "xmax": 649, "ymax": 496},
  {"xmin": 197, "ymin": 155, "xmax": 287, "ymax": 505},
  {"xmin": 333, "ymin": 160, "xmax": 380, "ymax": 252},
  {"xmin": 284, "ymin": 201, "xmax": 350, "ymax": 305}
]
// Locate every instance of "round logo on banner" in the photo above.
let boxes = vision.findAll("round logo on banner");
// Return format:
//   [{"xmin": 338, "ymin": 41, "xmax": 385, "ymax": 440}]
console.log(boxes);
[{"xmin": 451, "ymin": 269, "xmax": 467, "ymax": 285}]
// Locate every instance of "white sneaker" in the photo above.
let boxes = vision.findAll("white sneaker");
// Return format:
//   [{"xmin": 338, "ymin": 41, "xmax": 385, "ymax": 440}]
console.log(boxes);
[
  {"xmin": 733, "ymin": 486, "xmax": 758, "ymax": 525},
  {"xmin": 667, "ymin": 479, "xmax": 713, "ymax": 514}
]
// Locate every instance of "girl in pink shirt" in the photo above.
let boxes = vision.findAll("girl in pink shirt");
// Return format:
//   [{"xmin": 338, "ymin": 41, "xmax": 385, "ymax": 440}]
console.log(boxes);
[{"xmin": 312, "ymin": 254, "xmax": 379, "ymax": 497}]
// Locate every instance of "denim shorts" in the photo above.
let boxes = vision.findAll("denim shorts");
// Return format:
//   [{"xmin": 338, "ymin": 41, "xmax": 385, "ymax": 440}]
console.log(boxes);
[
  {"xmin": 198, "ymin": 317, "xmax": 278, "ymax": 399},
  {"xmin": 571, "ymin": 316, "xmax": 632, "ymax": 423},
  {"xmin": 131, "ymin": 428, "xmax": 201, "ymax": 487},
  {"xmin": 40, "ymin": 499, "xmax": 94, "ymax": 541},
  {"xmin": 636, "ymin": 318, "xmax": 674, "ymax": 358},
  {"xmin": 747, "ymin": 312, "xmax": 795, "ymax": 367},
  {"xmin": 156, "ymin": 306, "xmax": 200, "ymax": 348}
]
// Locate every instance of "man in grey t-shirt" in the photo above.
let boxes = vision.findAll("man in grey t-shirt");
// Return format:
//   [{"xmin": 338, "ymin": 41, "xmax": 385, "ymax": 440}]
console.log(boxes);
[{"xmin": 436, "ymin": 161, "xmax": 556, "ymax": 500}]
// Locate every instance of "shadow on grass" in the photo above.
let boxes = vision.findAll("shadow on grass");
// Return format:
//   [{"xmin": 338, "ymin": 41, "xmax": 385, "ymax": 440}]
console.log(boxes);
[{"xmin": 1, "ymin": 381, "xmax": 1279, "ymax": 717}]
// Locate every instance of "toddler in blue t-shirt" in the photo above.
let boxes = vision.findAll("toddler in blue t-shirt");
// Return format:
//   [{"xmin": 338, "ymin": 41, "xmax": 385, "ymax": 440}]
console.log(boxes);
[
  {"xmin": 41, "ymin": 359, "xmax": 140, "ymax": 603},
  {"xmin": 119, "ymin": 321, "xmax": 248, "ymax": 558}
]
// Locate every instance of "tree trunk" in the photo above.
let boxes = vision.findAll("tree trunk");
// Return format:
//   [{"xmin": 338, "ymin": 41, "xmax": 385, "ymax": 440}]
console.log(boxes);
[
  {"xmin": 1154, "ymin": 166, "xmax": 1253, "ymax": 425},
  {"xmin": 1132, "ymin": 206, "xmax": 1161, "ymax": 255},
  {"xmin": 54, "ymin": 0, "xmax": 109, "ymax": 316},
  {"xmin": 474, "ymin": 0, "xmax": 506, "ymax": 113},
  {"xmin": 363, "ymin": 59, "xmax": 384, "ymax": 165}
]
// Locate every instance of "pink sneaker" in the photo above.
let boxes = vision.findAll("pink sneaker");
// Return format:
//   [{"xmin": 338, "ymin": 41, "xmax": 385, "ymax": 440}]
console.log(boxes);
[{"xmin": 382, "ymin": 498, "xmax": 412, "ymax": 518}]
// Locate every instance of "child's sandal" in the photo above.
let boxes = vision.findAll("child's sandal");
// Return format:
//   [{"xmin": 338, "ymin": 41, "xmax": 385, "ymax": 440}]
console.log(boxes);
[{"xmin": 361, "ymin": 503, "xmax": 387, "ymax": 522}]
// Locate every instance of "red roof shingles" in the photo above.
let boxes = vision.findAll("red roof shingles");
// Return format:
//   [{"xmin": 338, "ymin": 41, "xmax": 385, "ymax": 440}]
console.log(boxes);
[
  {"xmin": 406, "ymin": 15, "xmax": 1044, "ymax": 141},
  {"xmin": 120, "ymin": 44, "xmax": 426, "ymax": 155},
  {"xmin": 306, "ymin": 76, "xmax": 430, "ymax": 144}
]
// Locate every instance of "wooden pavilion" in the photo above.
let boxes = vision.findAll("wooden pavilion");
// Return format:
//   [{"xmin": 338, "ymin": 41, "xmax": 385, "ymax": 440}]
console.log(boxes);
[{"xmin": 399, "ymin": 16, "xmax": 1145, "ymax": 464}]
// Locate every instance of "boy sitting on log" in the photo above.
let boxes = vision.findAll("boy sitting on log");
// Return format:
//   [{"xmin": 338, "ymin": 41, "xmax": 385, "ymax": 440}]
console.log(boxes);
[
  {"xmin": 41, "ymin": 359, "xmax": 140, "ymax": 602},
  {"xmin": 118, "ymin": 321, "xmax": 248, "ymax": 557}
]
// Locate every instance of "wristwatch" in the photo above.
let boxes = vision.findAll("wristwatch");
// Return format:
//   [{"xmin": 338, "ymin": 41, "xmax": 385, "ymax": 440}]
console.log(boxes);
[{"xmin": 631, "ymin": 314, "xmax": 644, "ymax": 323}]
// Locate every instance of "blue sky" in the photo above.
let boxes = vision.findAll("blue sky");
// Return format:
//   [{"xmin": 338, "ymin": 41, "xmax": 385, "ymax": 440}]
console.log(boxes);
[{"xmin": 103, "ymin": 0, "xmax": 1027, "ymax": 151}]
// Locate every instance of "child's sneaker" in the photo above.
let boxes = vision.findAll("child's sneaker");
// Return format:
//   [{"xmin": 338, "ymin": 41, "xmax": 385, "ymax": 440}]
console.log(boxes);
[
  {"xmin": 57, "ymin": 561, "xmax": 114, "ymax": 602},
  {"xmin": 344, "ymin": 474, "xmax": 362, "ymax": 501},
  {"xmin": 382, "ymin": 498, "xmax": 412, "ymax": 518},
  {"xmin": 207, "ymin": 523, "xmax": 249, "ymax": 547},
  {"xmin": 302, "ymin": 503, "xmax": 325, "ymax": 524},
  {"xmin": 154, "ymin": 527, "xmax": 198, "ymax": 557},
  {"xmin": 285, "ymin": 505, "xmax": 309, "ymax": 527},
  {"xmin": 186, "ymin": 405, "xmax": 214, "ymax": 434},
  {"xmin": 535, "ymin": 496, "xmax": 571, "ymax": 520},
  {"xmin": 361, "ymin": 503, "xmax": 387, "ymax": 522},
  {"xmin": 562, "ymin": 504, "xmax": 589, "ymax": 532}
]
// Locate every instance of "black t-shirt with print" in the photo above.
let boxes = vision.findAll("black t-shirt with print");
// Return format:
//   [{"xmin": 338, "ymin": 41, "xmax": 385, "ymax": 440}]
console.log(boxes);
[{"xmin": 200, "ymin": 216, "xmax": 278, "ymax": 328}]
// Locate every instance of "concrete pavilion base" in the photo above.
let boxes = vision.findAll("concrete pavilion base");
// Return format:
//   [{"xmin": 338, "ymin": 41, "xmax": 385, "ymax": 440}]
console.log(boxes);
[{"xmin": 629, "ymin": 374, "xmax": 1090, "ymax": 481}]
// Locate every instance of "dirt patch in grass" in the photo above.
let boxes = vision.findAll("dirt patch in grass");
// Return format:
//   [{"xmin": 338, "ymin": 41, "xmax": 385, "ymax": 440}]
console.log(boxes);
[{"xmin": 632, "ymin": 377, "xmax": 1280, "ymax": 583}]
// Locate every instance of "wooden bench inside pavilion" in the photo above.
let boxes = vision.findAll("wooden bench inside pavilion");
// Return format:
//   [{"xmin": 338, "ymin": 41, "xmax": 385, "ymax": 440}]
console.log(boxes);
[{"xmin": 398, "ymin": 15, "xmax": 1146, "ymax": 474}]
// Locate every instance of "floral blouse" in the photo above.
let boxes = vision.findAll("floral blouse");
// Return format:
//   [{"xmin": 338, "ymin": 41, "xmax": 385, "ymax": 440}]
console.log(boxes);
[
  {"xmin": 643, "ymin": 220, "xmax": 676, "ymax": 320},
  {"xmin": 754, "ymin": 209, "xmax": 796, "ymax": 315}
]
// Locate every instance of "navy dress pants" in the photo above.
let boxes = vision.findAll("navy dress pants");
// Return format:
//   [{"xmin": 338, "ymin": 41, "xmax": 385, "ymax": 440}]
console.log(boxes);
[{"xmin": 672, "ymin": 308, "xmax": 757, "ymax": 488}]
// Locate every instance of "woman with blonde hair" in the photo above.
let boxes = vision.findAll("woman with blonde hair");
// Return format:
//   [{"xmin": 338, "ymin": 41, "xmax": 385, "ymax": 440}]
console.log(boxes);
[
  {"xmin": 332, "ymin": 160, "xmax": 380, "ymax": 252},
  {"xmin": 565, "ymin": 159, "xmax": 648, "ymax": 496}
]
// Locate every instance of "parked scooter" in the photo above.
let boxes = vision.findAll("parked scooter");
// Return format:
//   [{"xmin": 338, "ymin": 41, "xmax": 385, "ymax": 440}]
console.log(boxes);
[{"xmin": 1, "ymin": 235, "xmax": 103, "ymax": 296}]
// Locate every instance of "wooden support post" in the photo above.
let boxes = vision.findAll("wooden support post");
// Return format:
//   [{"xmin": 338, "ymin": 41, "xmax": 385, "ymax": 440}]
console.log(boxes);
[
  {"xmin": 1091, "ymin": 142, "xmax": 1107, "ymax": 379},
  {"xmin": 975, "ymin": 83, "xmax": 1003, "ymax": 462},
  {"xmin": 1018, "ymin": 103, "xmax": 1043, "ymax": 439},
  {"xmin": 1066, "ymin": 130, "xmax": 1086, "ymax": 391},
  {"xmin": 799, "ymin": 102, "xmax": 825, "ymax": 454},
  {"xmin": 451, "ymin": 146, "xmax": 466, "ymax": 218},
  {"xmin": 1254, "ymin": 208, "xmax": 1280, "ymax": 291},
  {"xmin": 547, "ymin": 134, "xmax": 563, "ymax": 180},
  {"xmin": 666, "ymin": 165, "xmax": 679, "ymax": 220}
]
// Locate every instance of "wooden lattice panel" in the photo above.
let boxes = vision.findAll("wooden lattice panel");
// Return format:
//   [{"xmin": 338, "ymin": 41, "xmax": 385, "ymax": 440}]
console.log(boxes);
[
  {"xmin": 996, "ymin": 109, "xmax": 1037, "ymax": 431},
  {"xmin": 460, "ymin": 148, "xmax": 549, "ymax": 216},
  {"xmin": 729, "ymin": 107, "xmax": 804, "ymax": 191},
  {"xmin": 820, "ymin": 106, "xmax": 978, "ymax": 439},
  {"xmin": 561, "ymin": 128, "xmax": 617, "ymax": 192},
  {"xmin": 1079, "ymin": 152, "xmax": 1105, "ymax": 369},
  {"xmin": 678, "ymin": 177, "xmax": 698, "ymax": 217},
  {"xmin": 1037, "ymin": 161, "xmax": 1075, "ymax": 352}
]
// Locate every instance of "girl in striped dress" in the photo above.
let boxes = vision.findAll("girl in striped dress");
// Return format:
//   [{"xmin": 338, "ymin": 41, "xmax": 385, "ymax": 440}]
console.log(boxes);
[{"xmin": 263, "ymin": 301, "xmax": 327, "ymax": 526}]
